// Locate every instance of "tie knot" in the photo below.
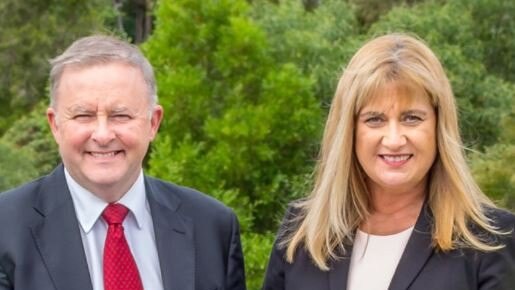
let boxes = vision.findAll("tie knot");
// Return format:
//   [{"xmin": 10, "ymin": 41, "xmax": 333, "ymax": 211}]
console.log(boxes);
[{"xmin": 102, "ymin": 203, "xmax": 129, "ymax": 225}]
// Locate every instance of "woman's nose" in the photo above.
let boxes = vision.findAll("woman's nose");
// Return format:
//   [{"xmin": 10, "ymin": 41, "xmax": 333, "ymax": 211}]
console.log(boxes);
[{"xmin": 381, "ymin": 123, "xmax": 407, "ymax": 149}]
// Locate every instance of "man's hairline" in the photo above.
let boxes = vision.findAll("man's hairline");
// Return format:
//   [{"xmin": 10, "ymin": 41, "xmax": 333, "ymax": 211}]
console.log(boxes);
[{"xmin": 50, "ymin": 61, "xmax": 157, "ymax": 115}]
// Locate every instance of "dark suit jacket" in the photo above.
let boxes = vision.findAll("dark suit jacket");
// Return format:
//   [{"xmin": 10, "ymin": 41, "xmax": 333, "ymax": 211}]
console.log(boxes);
[
  {"xmin": 0, "ymin": 165, "xmax": 246, "ymax": 290},
  {"xmin": 263, "ymin": 204, "xmax": 515, "ymax": 290}
]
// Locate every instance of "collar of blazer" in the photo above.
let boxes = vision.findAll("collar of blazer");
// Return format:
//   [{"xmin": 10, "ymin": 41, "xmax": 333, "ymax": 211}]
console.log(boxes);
[{"xmin": 328, "ymin": 203, "xmax": 434, "ymax": 290}]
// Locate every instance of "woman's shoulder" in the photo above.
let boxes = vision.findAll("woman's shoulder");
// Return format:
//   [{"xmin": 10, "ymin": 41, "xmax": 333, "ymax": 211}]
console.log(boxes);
[
  {"xmin": 276, "ymin": 201, "xmax": 307, "ymax": 235},
  {"xmin": 284, "ymin": 200, "xmax": 306, "ymax": 216},
  {"xmin": 484, "ymin": 207, "xmax": 515, "ymax": 231},
  {"xmin": 472, "ymin": 207, "xmax": 515, "ymax": 288}
]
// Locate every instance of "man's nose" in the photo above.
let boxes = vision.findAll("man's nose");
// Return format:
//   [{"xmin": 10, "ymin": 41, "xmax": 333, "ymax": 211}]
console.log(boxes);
[{"xmin": 91, "ymin": 118, "xmax": 115, "ymax": 145}]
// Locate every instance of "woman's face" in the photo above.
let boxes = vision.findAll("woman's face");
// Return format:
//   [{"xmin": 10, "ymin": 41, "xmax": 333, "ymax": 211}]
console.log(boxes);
[{"xmin": 355, "ymin": 83, "xmax": 437, "ymax": 195}]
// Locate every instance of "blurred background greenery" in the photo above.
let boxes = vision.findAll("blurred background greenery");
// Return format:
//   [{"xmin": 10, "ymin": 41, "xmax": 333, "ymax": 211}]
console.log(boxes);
[{"xmin": 0, "ymin": 0, "xmax": 513, "ymax": 288}]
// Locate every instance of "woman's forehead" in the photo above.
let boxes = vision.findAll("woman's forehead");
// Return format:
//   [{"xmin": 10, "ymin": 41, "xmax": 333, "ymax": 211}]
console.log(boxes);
[{"xmin": 357, "ymin": 81, "xmax": 431, "ymax": 113}]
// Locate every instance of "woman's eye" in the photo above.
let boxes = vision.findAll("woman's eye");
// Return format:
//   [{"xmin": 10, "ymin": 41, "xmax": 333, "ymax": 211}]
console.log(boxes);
[
  {"xmin": 404, "ymin": 115, "xmax": 423, "ymax": 124},
  {"xmin": 365, "ymin": 116, "xmax": 384, "ymax": 126}
]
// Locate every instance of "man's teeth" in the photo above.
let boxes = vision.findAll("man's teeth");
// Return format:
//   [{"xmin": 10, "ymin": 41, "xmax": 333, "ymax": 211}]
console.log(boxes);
[
  {"xmin": 90, "ymin": 152, "xmax": 117, "ymax": 157},
  {"xmin": 383, "ymin": 155, "xmax": 410, "ymax": 162}
]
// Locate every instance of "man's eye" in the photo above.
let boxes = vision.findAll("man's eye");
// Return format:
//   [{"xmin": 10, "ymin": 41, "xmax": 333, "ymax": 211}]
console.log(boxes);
[
  {"xmin": 112, "ymin": 114, "xmax": 132, "ymax": 121},
  {"xmin": 73, "ymin": 114, "xmax": 93, "ymax": 121}
]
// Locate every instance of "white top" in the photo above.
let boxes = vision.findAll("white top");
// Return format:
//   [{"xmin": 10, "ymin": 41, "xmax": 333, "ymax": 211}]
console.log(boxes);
[
  {"xmin": 347, "ymin": 226, "xmax": 414, "ymax": 290},
  {"xmin": 65, "ymin": 168, "xmax": 164, "ymax": 290}
]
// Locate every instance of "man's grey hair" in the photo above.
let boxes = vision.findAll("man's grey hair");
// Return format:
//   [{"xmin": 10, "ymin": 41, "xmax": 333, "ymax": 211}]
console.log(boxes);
[{"xmin": 49, "ymin": 35, "xmax": 157, "ymax": 107}]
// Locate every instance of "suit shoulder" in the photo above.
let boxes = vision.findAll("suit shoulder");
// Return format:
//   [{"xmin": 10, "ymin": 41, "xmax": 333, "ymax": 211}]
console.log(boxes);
[
  {"xmin": 277, "ymin": 200, "xmax": 306, "ymax": 236},
  {"xmin": 485, "ymin": 207, "xmax": 515, "ymax": 230},
  {"xmin": 0, "ymin": 176, "xmax": 45, "ymax": 208},
  {"xmin": 145, "ymin": 175, "xmax": 234, "ymax": 216}
]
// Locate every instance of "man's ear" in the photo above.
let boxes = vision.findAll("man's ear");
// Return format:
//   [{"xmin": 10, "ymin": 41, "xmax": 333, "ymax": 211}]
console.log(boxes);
[
  {"xmin": 47, "ymin": 107, "xmax": 60, "ymax": 144},
  {"xmin": 149, "ymin": 105, "xmax": 163, "ymax": 141}
]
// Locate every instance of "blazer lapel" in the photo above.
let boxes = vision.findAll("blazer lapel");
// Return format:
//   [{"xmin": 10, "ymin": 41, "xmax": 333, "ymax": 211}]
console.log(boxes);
[
  {"xmin": 146, "ymin": 178, "xmax": 195, "ymax": 290},
  {"xmin": 31, "ymin": 165, "xmax": 93, "ymax": 290},
  {"xmin": 328, "ymin": 247, "xmax": 353, "ymax": 290},
  {"xmin": 388, "ymin": 204, "xmax": 434, "ymax": 290}
]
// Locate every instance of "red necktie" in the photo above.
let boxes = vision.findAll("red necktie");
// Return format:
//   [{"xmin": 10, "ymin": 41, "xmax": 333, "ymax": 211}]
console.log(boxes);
[{"xmin": 102, "ymin": 203, "xmax": 144, "ymax": 290}]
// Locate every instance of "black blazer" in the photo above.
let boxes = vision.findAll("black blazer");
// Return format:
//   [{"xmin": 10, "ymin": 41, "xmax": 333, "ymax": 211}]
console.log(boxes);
[
  {"xmin": 263, "ymin": 204, "xmax": 515, "ymax": 290},
  {"xmin": 0, "ymin": 165, "xmax": 246, "ymax": 290}
]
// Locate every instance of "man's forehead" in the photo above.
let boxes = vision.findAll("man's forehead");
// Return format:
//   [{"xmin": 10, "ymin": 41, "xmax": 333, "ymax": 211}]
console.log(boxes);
[
  {"xmin": 66, "ymin": 103, "xmax": 132, "ymax": 111},
  {"xmin": 61, "ymin": 60, "xmax": 139, "ymax": 74},
  {"xmin": 57, "ymin": 62, "xmax": 144, "ymax": 90}
]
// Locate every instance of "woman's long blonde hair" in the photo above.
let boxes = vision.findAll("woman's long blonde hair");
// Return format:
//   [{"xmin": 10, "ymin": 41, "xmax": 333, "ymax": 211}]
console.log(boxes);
[{"xmin": 284, "ymin": 33, "xmax": 503, "ymax": 270}]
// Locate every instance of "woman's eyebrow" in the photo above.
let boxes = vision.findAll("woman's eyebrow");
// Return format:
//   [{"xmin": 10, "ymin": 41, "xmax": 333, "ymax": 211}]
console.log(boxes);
[
  {"xmin": 401, "ymin": 109, "xmax": 428, "ymax": 116},
  {"xmin": 359, "ymin": 111, "xmax": 384, "ymax": 118}
]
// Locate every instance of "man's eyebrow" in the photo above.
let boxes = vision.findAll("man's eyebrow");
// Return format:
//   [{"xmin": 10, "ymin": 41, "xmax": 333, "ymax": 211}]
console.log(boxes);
[
  {"xmin": 111, "ymin": 107, "xmax": 130, "ymax": 113},
  {"xmin": 66, "ymin": 105, "xmax": 92, "ymax": 113}
]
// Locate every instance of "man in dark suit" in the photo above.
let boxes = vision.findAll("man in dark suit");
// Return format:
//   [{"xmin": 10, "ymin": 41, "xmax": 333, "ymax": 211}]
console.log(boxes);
[{"xmin": 0, "ymin": 35, "xmax": 246, "ymax": 290}]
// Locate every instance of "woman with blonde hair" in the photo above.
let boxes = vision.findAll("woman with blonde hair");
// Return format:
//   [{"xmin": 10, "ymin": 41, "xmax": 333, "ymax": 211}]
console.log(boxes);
[{"xmin": 262, "ymin": 33, "xmax": 515, "ymax": 290}]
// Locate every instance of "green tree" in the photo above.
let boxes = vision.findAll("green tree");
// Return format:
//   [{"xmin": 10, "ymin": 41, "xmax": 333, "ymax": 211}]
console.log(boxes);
[
  {"xmin": 348, "ymin": 0, "xmax": 429, "ymax": 29},
  {"xmin": 470, "ymin": 99, "xmax": 515, "ymax": 210},
  {"xmin": 0, "ymin": 140, "xmax": 39, "ymax": 191},
  {"xmin": 0, "ymin": 0, "xmax": 112, "ymax": 133},
  {"xmin": 251, "ymin": 0, "xmax": 359, "ymax": 103},
  {"xmin": 462, "ymin": 0, "xmax": 515, "ymax": 82},
  {"xmin": 143, "ymin": 0, "xmax": 322, "ymax": 287},
  {"xmin": 0, "ymin": 101, "xmax": 60, "ymax": 186}
]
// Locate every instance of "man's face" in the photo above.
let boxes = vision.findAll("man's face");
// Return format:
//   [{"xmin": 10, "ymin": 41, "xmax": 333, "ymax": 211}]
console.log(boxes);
[{"xmin": 47, "ymin": 62, "xmax": 163, "ymax": 201}]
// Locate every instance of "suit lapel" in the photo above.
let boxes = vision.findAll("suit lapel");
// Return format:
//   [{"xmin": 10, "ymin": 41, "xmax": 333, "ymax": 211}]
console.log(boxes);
[
  {"xmin": 31, "ymin": 165, "xmax": 93, "ymax": 290},
  {"xmin": 328, "ymin": 246, "xmax": 353, "ymax": 290},
  {"xmin": 146, "ymin": 178, "xmax": 195, "ymax": 290},
  {"xmin": 388, "ymin": 204, "xmax": 434, "ymax": 290}
]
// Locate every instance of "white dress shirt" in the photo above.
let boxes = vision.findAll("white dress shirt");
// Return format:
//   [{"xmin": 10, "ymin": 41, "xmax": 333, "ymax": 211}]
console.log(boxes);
[
  {"xmin": 347, "ymin": 226, "xmax": 414, "ymax": 290},
  {"xmin": 65, "ymin": 169, "xmax": 164, "ymax": 290}
]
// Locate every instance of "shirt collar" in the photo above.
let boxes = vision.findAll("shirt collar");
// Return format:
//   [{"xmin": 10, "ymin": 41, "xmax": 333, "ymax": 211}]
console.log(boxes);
[{"xmin": 65, "ymin": 168, "xmax": 147, "ymax": 233}]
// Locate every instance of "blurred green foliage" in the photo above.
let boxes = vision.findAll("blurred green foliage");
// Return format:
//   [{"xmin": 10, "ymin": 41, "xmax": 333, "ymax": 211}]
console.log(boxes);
[
  {"xmin": 0, "ymin": 141, "xmax": 38, "ymax": 191},
  {"xmin": 465, "ymin": 0, "xmax": 515, "ymax": 82},
  {"xmin": 251, "ymin": 0, "xmax": 360, "ymax": 102},
  {"xmin": 470, "ymin": 101, "xmax": 515, "ymax": 210},
  {"xmin": 0, "ymin": 0, "xmax": 513, "ymax": 289},
  {"xmin": 143, "ymin": 1, "xmax": 322, "ymax": 287},
  {"xmin": 0, "ymin": 0, "xmax": 114, "ymax": 133},
  {"xmin": 0, "ymin": 101, "xmax": 60, "ymax": 191}
]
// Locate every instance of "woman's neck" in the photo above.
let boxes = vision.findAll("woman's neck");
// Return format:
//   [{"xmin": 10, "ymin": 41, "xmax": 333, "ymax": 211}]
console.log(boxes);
[{"xmin": 362, "ymin": 185, "xmax": 426, "ymax": 235}]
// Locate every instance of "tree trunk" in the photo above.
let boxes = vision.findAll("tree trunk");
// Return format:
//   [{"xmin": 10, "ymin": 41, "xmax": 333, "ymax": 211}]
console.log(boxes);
[
  {"xmin": 134, "ymin": 0, "xmax": 153, "ymax": 43},
  {"xmin": 113, "ymin": 0, "xmax": 125, "ymax": 34}
]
